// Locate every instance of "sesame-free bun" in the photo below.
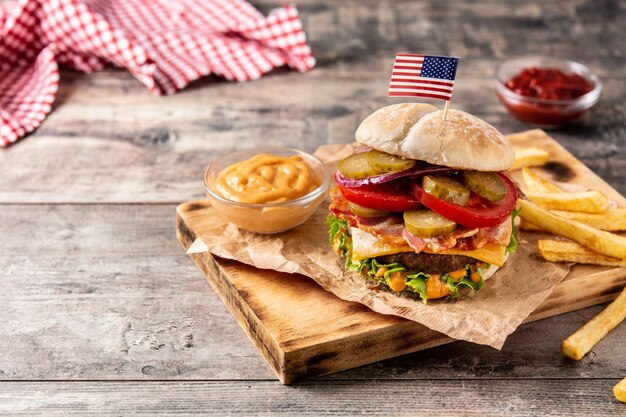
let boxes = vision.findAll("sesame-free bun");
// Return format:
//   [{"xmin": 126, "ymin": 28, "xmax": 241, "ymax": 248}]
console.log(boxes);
[
  {"xmin": 478, "ymin": 261, "xmax": 502, "ymax": 282},
  {"xmin": 355, "ymin": 103, "xmax": 515, "ymax": 171}
]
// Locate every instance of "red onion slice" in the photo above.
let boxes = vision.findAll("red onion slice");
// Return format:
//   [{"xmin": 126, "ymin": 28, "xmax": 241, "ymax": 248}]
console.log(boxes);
[
  {"xmin": 353, "ymin": 145, "xmax": 372, "ymax": 154},
  {"xmin": 335, "ymin": 162, "xmax": 456, "ymax": 188}
]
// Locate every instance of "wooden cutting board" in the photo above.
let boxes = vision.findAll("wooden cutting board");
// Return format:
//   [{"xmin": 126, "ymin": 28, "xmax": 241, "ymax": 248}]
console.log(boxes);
[{"xmin": 176, "ymin": 129, "xmax": 626, "ymax": 384}]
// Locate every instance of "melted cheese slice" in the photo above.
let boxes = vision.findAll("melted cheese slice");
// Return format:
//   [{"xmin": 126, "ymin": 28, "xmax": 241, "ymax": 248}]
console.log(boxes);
[{"xmin": 350, "ymin": 227, "xmax": 507, "ymax": 266}]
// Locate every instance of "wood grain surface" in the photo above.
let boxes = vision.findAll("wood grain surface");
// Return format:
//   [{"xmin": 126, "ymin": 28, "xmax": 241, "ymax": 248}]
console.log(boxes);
[
  {"xmin": 1, "ymin": 0, "xmax": 625, "ymax": 414},
  {"xmin": 1, "ymin": 380, "xmax": 624, "ymax": 416}
]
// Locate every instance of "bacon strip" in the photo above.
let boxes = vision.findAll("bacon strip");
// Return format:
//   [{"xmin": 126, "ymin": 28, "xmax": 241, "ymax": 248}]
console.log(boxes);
[
  {"xmin": 456, "ymin": 218, "xmax": 512, "ymax": 251},
  {"xmin": 403, "ymin": 226, "xmax": 479, "ymax": 253},
  {"xmin": 482, "ymin": 218, "xmax": 513, "ymax": 246},
  {"xmin": 402, "ymin": 227, "xmax": 427, "ymax": 252}
]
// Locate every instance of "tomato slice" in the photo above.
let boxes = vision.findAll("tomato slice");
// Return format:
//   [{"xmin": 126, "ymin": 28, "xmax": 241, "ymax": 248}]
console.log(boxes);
[
  {"xmin": 411, "ymin": 173, "xmax": 517, "ymax": 228},
  {"xmin": 335, "ymin": 172, "xmax": 421, "ymax": 212}
]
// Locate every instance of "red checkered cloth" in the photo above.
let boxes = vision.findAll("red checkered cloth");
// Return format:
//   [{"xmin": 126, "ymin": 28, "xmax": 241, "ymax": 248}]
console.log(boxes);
[{"xmin": 0, "ymin": 0, "xmax": 315, "ymax": 146}]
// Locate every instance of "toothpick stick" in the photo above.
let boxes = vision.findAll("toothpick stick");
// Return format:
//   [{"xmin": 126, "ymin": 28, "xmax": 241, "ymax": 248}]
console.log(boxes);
[{"xmin": 443, "ymin": 100, "xmax": 451, "ymax": 121}]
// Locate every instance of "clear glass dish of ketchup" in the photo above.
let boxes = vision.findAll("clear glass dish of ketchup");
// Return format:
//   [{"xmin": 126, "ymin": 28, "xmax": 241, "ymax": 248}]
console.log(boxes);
[{"xmin": 495, "ymin": 57, "xmax": 602, "ymax": 128}]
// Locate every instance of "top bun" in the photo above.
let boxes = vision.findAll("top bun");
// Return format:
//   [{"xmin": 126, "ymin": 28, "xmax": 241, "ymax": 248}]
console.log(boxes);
[{"xmin": 355, "ymin": 103, "xmax": 514, "ymax": 171}]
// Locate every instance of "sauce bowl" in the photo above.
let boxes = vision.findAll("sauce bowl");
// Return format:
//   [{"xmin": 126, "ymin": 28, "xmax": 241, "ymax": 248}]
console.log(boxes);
[
  {"xmin": 204, "ymin": 146, "xmax": 331, "ymax": 234},
  {"xmin": 495, "ymin": 57, "xmax": 602, "ymax": 128}
]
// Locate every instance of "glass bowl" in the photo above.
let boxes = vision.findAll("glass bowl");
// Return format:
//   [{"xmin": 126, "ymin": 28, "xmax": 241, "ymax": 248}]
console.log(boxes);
[
  {"xmin": 495, "ymin": 57, "xmax": 602, "ymax": 128},
  {"xmin": 204, "ymin": 146, "xmax": 331, "ymax": 234}
]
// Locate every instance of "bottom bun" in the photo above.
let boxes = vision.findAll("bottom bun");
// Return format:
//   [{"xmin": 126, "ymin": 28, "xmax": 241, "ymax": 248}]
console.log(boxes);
[
  {"xmin": 479, "ymin": 264, "xmax": 499, "ymax": 282},
  {"xmin": 479, "ymin": 253, "xmax": 509, "ymax": 282}
]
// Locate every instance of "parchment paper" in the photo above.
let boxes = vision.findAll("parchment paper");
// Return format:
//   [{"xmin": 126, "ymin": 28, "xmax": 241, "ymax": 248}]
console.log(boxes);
[{"xmin": 191, "ymin": 144, "xmax": 572, "ymax": 349}]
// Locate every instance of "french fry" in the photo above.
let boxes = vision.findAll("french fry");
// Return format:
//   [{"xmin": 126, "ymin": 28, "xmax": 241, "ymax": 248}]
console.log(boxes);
[
  {"xmin": 525, "ymin": 190, "xmax": 609, "ymax": 213},
  {"xmin": 517, "ymin": 199, "xmax": 626, "ymax": 259},
  {"xmin": 552, "ymin": 209, "xmax": 626, "ymax": 232},
  {"xmin": 537, "ymin": 239, "xmax": 626, "ymax": 267},
  {"xmin": 521, "ymin": 167, "xmax": 564, "ymax": 193},
  {"xmin": 510, "ymin": 147, "xmax": 550, "ymax": 170},
  {"xmin": 562, "ymin": 286, "xmax": 626, "ymax": 360},
  {"xmin": 615, "ymin": 377, "xmax": 626, "ymax": 403},
  {"xmin": 520, "ymin": 209, "xmax": 626, "ymax": 232}
]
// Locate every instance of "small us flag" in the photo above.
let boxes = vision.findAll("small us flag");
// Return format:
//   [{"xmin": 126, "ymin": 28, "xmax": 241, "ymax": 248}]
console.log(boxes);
[{"xmin": 388, "ymin": 53, "xmax": 460, "ymax": 101}]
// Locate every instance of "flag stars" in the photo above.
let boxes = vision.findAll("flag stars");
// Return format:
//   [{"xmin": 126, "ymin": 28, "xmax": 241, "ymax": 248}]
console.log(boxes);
[{"xmin": 421, "ymin": 56, "xmax": 459, "ymax": 81}]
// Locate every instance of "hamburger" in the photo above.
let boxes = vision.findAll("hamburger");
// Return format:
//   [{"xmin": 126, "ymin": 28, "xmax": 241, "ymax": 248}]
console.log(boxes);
[{"xmin": 327, "ymin": 103, "xmax": 519, "ymax": 302}]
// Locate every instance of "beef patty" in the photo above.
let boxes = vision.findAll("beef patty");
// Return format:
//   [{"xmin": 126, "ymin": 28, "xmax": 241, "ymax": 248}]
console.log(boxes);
[{"xmin": 376, "ymin": 252, "xmax": 476, "ymax": 274}]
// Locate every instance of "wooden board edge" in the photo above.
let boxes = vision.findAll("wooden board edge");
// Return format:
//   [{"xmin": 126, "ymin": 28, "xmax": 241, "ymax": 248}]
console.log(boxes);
[
  {"xmin": 282, "ymin": 320, "xmax": 452, "ymax": 383},
  {"xmin": 176, "ymin": 200, "xmax": 626, "ymax": 384},
  {"xmin": 176, "ymin": 204, "xmax": 289, "ymax": 384}
]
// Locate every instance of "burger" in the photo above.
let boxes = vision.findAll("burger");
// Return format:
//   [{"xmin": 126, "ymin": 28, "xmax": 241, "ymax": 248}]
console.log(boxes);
[{"xmin": 327, "ymin": 103, "xmax": 519, "ymax": 302}]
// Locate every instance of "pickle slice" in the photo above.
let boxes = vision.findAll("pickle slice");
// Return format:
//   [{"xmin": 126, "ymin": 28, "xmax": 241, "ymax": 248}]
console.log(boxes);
[
  {"xmin": 404, "ymin": 209, "xmax": 456, "ymax": 238},
  {"xmin": 365, "ymin": 150, "xmax": 416, "ymax": 174},
  {"xmin": 348, "ymin": 202, "xmax": 390, "ymax": 218},
  {"xmin": 462, "ymin": 171, "xmax": 506, "ymax": 202},
  {"xmin": 422, "ymin": 175, "xmax": 470, "ymax": 206},
  {"xmin": 337, "ymin": 153, "xmax": 378, "ymax": 179}
]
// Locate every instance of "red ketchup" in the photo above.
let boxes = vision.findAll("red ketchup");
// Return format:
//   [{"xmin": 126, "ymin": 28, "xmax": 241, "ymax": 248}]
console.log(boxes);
[{"xmin": 498, "ymin": 67, "xmax": 594, "ymax": 126}]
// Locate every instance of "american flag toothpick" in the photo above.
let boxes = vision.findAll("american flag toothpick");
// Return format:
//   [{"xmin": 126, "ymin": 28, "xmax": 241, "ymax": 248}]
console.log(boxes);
[{"xmin": 388, "ymin": 53, "xmax": 460, "ymax": 121}]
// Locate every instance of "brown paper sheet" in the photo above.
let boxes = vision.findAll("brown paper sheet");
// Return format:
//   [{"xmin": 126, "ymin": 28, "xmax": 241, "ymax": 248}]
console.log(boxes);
[{"xmin": 193, "ymin": 144, "xmax": 571, "ymax": 349}]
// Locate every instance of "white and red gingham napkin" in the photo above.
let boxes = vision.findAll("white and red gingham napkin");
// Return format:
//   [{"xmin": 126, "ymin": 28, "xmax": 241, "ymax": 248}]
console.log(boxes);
[{"xmin": 0, "ymin": 0, "xmax": 315, "ymax": 146}]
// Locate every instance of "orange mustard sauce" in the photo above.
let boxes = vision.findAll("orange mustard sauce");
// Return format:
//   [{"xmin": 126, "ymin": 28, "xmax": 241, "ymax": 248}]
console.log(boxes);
[
  {"xmin": 388, "ymin": 271, "xmax": 408, "ymax": 292},
  {"xmin": 447, "ymin": 268, "xmax": 467, "ymax": 280},
  {"xmin": 426, "ymin": 274, "xmax": 451, "ymax": 299},
  {"xmin": 215, "ymin": 154, "xmax": 320, "ymax": 204}
]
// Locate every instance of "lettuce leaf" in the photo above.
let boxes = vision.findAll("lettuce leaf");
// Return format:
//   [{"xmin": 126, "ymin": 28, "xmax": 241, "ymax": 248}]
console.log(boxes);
[
  {"xmin": 359, "ymin": 257, "xmax": 404, "ymax": 277},
  {"xmin": 506, "ymin": 209, "xmax": 520, "ymax": 254},
  {"xmin": 327, "ymin": 214, "xmax": 366, "ymax": 271},
  {"xmin": 327, "ymin": 214, "xmax": 347, "ymax": 255},
  {"xmin": 406, "ymin": 272, "xmax": 429, "ymax": 303},
  {"xmin": 443, "ymin": 263, "xmax": 487, "ymax": 299}
]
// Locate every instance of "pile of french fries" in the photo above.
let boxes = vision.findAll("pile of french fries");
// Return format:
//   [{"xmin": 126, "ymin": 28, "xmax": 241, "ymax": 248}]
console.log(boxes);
[
  {"xmin": 511, "ymin": 148, "xmax": 626, "ymax": 403},
  {"xmin": 511, "ymin": 150, "xmax": 626, "ymax": 265}
]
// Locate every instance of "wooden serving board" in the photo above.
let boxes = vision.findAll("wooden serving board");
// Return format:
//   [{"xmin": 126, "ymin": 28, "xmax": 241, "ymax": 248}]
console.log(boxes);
[{"xmin": 176, "ymin": 130, "xmax": 626, "ymax": 384}]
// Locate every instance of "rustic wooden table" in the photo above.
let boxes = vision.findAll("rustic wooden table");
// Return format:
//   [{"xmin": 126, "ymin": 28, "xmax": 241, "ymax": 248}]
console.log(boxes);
[{"xmin": 1, "ymin": 0, "xmax": 624, "ymax": 415}]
